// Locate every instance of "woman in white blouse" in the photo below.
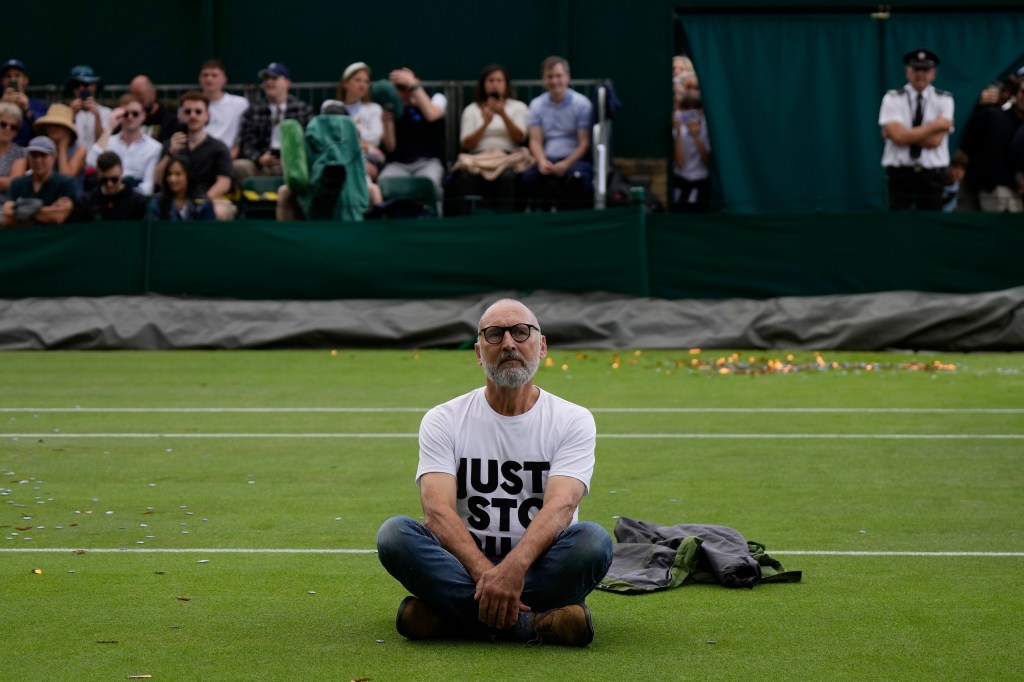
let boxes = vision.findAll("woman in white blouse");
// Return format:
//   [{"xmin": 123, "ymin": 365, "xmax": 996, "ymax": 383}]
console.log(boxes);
[{"xmin": 446, "ymin": 64, "xmax": 530, "ymax": 215}]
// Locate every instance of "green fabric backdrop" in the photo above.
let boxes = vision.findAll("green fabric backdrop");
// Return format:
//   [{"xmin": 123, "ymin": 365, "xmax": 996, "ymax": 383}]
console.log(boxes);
[
  {"xmin": 1, "ymin": 210, "xmax": 1020, "ymax": 301},
  {"xmin": 679, "ymin": 9, "xmax": 1024, "ymax": 213}
]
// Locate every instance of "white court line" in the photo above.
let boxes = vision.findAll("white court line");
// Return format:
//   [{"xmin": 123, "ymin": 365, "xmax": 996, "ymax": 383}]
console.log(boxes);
[
  {"xmin": 1, "ymin": 548, "xmax": 1022, "ymax": 557},
  {"xmin": 0, "ymin": 407, "xmax": 1021, "ymax": 414},
  {"xmin": 3, "ymin": 433, "xmax": 1022, "ymax": 440}
]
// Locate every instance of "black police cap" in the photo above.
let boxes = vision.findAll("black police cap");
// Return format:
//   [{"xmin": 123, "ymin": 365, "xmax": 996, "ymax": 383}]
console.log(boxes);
[{"xmin": 904, "ymin": 48, "xmax": 940, "ymax": 69}]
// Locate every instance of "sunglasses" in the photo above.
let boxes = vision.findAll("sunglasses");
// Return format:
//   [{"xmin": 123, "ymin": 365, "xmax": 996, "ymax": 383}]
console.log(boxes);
[
  {"xmin": 0, "ymin": 120, "xmax": 15, "ymax": 130},
  {"xmin": 124, "ymin": 110, "xmax": 144, "ymax": 118},
  {"xmin": 478, "ymin": 324, "xmax": 540, "ymax": 345},
  {"xmin": 99, "ymin": 176, "xmax": 122, "ymax": 185},
  {"xmin": 182, "ymin": 107, "xmax": 205, "ymax": 116}
]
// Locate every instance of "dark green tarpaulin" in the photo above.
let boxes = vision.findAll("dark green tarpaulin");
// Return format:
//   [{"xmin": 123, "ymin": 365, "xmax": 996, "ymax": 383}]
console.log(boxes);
[
  {"xmin": 678, "ymin": 8, "xmax": 1024, "ymax": 213},
  {"xmin": 1, "ymin": 210, "xmax": 1019, "ymax": 301}
]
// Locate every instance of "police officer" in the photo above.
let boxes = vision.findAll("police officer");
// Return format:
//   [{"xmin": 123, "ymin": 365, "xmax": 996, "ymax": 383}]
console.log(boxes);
[{"xmin": 878, "ymin": 48, "xmax": 954, "ymax": 210}]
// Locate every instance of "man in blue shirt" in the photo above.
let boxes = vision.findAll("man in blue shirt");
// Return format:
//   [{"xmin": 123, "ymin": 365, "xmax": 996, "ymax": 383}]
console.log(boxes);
[{"xmin": 523, "ymin": 56, "xmax": 593, "ymax": 211}]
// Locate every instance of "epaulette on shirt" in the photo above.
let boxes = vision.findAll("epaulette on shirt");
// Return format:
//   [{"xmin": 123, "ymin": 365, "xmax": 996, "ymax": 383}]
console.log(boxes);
[
  {"xmin": 934, "ymin": 88, "xmax": 952, "ymax": 97},
  {"xmin": 887, "ymin": 89, "xmax": 902, "ymax": 96}
]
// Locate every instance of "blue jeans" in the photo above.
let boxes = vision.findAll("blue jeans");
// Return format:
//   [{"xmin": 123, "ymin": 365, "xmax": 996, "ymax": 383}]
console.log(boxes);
[{"xmin": 377, "ymin": 515, "xmax": 613, "ymax": 641}]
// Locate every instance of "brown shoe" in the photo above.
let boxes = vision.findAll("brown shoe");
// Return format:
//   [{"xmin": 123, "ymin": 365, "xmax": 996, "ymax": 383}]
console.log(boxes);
[
  {"xmin": 395, "ymin": 596, "xmax": 454, "ymax": 640},
  {"xmin": 529, "ymin": 604, "xmax": 594, "ymax": 646}
]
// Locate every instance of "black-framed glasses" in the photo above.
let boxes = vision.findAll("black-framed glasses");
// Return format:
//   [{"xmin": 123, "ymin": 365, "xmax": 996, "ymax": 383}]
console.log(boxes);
[
  {"xmin": 478, "ymin": 324, "xmax": 539, "ymax": 344},
  {"xmin": 124, "ymin": 110, "xmax": 143, "ymax": 118},
  {"xmin": 182, "ymin": 107, "xmax": 204, "ymax": 116},
  {"xmin": 99, "ymin": 176, "xmax": 122, "ymax": 185},
  {"xmin": 0, "ymin": 120, "xmax": 15, "ymax": 130}
]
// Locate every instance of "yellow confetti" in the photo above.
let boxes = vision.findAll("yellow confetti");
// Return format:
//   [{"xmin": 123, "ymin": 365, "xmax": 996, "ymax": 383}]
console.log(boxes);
[
  {"xmin": 688, "ymin": 348, "xmax": 701, "ymax": 355},
  {"xmin": 561, "ymin": 364, "xmax": 569, "ymax": 371},
  {"xmin": 544, "ymin": 357, "xmax": 554, "ymax": 368},
  {"xmin": 33, "ymin": 568, "xmax": 42, "ymax": 574}
]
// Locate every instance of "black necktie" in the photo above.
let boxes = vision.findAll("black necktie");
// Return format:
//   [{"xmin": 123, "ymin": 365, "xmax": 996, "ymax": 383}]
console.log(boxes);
[{"xmin": 910, "ymin": 93, "xmax": 923, "ymax": 160}]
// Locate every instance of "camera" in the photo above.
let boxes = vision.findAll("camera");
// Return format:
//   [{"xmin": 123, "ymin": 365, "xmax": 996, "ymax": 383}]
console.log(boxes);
[
  {"xmin": 79, "ymin": 86, "xmax": 92, "ymax": 100},
  {"xmin": 487, "ymin": 91, "xmax": 501, "ymax": 100},
  {"xmin": 6, "ymin": 78, "xmax": 19, "ymax": 91}
]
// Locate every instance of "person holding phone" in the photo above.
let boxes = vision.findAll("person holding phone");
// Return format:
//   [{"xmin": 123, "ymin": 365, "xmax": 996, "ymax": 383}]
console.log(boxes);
[
  {"xmin": 65, "ymin": 65, "xmax": 111, "ymax": 153},
  {"xmin": 671, "ymin": 89, "xmax": 711, "ymax": 212},
  {"xmin": 1, "ymin": 59, "xmax": 48, "ymax": 147},
  {"xmin": 446, "ymin": 64, "xmax": 530, "ymax": 215}
]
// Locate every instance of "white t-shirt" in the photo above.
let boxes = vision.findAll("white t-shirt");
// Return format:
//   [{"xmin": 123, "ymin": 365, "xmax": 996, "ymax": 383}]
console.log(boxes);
[
  {"xmin": 459, "ymin": 99, "xmax": 529, "ymax": 153},
  {"xmin": 75, "ymin": 105, "xmax": 112, "ymax": 159},
  {"xmin": 207, "ymin": 92, "xmax": 249, "ymax": 149},
  {"xmin": 344, "ymin": 101, "xmax": 384, "ymax": 147},
  {"xmin": 417, "ymin": 386, "xmax": 596, "ymax": 558}
]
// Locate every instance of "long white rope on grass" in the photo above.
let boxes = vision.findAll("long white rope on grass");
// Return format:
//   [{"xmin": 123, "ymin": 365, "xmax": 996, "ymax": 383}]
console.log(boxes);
[
  {"xmin": 2, "ymin": 548, "xmax": 1023, "ymax": 557},
  {"xmin": 4, "ymin": 433, "xmax": 1023, "ymax": 439},
  {"xmin": 0, "ymin": 407, "xmax": 1022, "ymax": 414}
]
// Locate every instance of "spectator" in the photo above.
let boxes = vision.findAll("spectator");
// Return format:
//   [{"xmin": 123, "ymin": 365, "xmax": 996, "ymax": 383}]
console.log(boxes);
[
  {"xmin": 235, "ymin": 62, "xmax": 312, "ymax": 185},
  {"xmin": 199, "ymin": 59, "xmax": 249, "ymax": 158},
  {"xmin": 523, "ymin": 56, "xmax": 593, "ymax": 211},
  {"xmin": 148, "ymin": 155, "xmax": 216, "ymax": 221},
  {"xmin": 672, "ymin": 55, "xmax": 699, "ymax": 102},
  {"xmin": 65, "ymin": 65, "xmax": 112, "ymax": 154},
  {"xmin": 2, "ymin": 136, "xmax": 75, "ymax": 227},
  {"xmin": 446, "ymin": 64, "xmax": 530, "ymax": 215},
  {"xmin": 958, "ymin": 77, "xmax": 1024, "ymax": 213},
  {"xmin": 1, "ymin": 59, "xmax": 47, "ymax": 147},
  {"xmin": 379, "ymin": 66, "xmax": 447, "ymax": 212},
  {"xmin": 878, "ymin": 48, "xmax": 954, "ymax": 211},
  {"xmin": 671, "ymin": 89, "xmax": 711, "ymax": 212},
  {"xmin": 86, "ymin": 151, "xmax": 149, "ymax": 220},
  {"xmin": 942, "ymin": 150, "xmax": 968, "ymax": 213},
  {"xmin": 332, "ymin": 62, "xmax": 390, "ymax": 182},
  {"xmin": 154, "ymin": 91, "xmax": 235, "ymax": 220},
  {"xmin": 0, "ymin": 102, "xmax": 27, "ymax": 204},
  {"xmin": 129, "ymin": 74, "xmax": 179, "ymax": 143},
  {"xmin": 88, "ymin": 94, "xmax": 163, "ymax": 195},
  {"xmin": 34, "ymin": 103, "xmax": 86, "ymax": 198}
]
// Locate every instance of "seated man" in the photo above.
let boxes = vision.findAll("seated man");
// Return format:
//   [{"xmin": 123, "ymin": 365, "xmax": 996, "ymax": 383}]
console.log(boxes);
[
  {"xmin": 66, "ymin": 65, "xmax": 112, "ymax": 154},
  {"xmin": 378, "ymin": 66, "xmax": 446, "ymax": 213},
  {"xmin": 199, "ymin": 59, "xmax": 250, "ymax": 158},
  {"xmin": 129, "ymin": 74, "xmax": 179, "ymax": 143},
  {"xmin": 234, "ymin": 62, "xmax": 312, "ymax": 184},
  {"xmin": 88, "ymin": 94, "xmax": 163, "ymax": 195},
  {"xmin": 523, "ymin": 56, "xmax": 594, "ymax": 211},
  {"xmin": 377, "ymin": 298, "xmax": 613, "ymax": 646},
  {"xmin": 1, "ymin": 59, "xmax": 48, "ymax": 147},
  {"xmin": 2, "ymin": 136, "xmax": 75, "ymax": 227},
  {"xmin": 86, "ymin": 151, "xmax": 149, "ymax": 220},
  {"xmin": 154, "ymin": 91, "xmax": 235, "ymax": 221}
]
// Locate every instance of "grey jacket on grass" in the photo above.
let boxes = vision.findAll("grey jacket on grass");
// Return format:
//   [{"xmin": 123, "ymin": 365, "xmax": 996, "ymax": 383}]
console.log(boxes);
[{"xmin": 597, "ymin": 517, "xmax": 802, "ymax": 593}]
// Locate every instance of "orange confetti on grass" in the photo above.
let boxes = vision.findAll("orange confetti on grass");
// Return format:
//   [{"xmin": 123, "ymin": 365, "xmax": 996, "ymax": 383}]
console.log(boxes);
[{"xmin": 688, "ymin": 348, "xmax": 701, "ymax": 355}]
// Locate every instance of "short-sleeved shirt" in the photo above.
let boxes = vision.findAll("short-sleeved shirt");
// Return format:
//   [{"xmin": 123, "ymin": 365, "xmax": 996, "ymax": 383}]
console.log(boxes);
[
  {"xmin": 416, "ymin": 386, "xmax": 596, "ymax": 558},
  {"xmin": 163, "ymin": 134, "xmax": 233, "ymax": 196},
  {"xmin": 345, "ymin": 101, "xmax": 385, "ymax": 148},
  {"xmin": 460, "ymin": 99, "xmax": 529, "ymax": 153},
  {"xmin": 528, "ymin": 89, "xmax": 593, "ymax": 161},
  {"xmin": 878, "ymin": 83, "xmax": 954, "ymax": 169},
  {"xmin": 7, "ymin": 171, "xmax": 76, "ymax": 205},
  {"xmin": 207, "ymin": 92, "xmax": 250, "ymax": 149}
]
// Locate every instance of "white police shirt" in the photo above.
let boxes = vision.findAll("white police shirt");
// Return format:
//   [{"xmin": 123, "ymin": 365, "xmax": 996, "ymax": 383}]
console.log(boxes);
[
  {"xmin": 416, "ymin": 386, "xmax": 595, "ymax": 558},
  {"xmin": 878, "ymin": 83, "xmax": 954, "ymax": 169}
]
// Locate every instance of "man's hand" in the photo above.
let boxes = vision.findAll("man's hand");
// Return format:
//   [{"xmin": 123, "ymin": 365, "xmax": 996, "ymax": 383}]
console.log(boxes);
[
  {"xmin": 474, "ymin": 561, "xmax": 530, "ymax": 630},
  {"xmin": 168, "ymin": 131, "xmax": 187, "ymax": 155},
  {"xmin": 258, "ymin": 151, "xmax": 277, "ymax": 168},
  {"xmin": 2, "ymin": 88, "xmax": 28, "ymax": 111},
  {"xmin": 537, "ymin": 158, "xmax": 555, "ymax": 175},
  {"xmin": 551, "ymin": 159, "xmax": 573, "ymax": 176}
]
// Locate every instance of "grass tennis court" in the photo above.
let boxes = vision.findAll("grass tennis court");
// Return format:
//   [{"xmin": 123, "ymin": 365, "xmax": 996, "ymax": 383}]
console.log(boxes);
[{"xmin": 2, "ymin": 349, "xmax": 1022, "ymax": 681}]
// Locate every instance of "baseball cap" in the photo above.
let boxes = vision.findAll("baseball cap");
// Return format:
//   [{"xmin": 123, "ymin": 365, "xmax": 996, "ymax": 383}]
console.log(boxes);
[
  {"xmin": 68, "ymin": 65, "xmax": 101, "ymax": 83},
  {"xmin": 1, "ymin": 58, "xmax": 27, "ymax": 75},
  {"xmin": 26, "ymin": 136, "xmax": 56, "ymax": 156},
  {"xmin": 258, "ymin": 62, "xmax": 291, "ymax": 79}
]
